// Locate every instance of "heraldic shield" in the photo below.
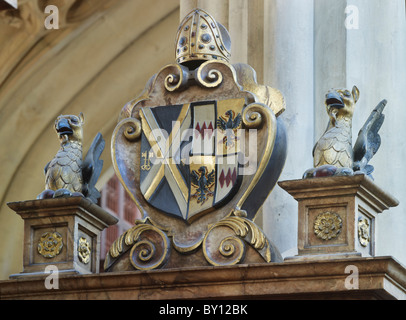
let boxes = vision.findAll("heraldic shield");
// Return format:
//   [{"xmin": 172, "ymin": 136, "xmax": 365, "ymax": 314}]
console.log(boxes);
[
  {"xmin": 105, "ymin": 8, "xmax": 287, "ymax": 271},
  {"xmin": 139, "ymin": 99, "xmax": 245, "ymax": 222}
]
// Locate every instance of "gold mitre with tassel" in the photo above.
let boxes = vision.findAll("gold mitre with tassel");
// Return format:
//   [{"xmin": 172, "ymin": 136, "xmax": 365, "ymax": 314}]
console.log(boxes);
[{"xmin": 175, "ymin": 8, "xmax": 231, "ymax": 65}]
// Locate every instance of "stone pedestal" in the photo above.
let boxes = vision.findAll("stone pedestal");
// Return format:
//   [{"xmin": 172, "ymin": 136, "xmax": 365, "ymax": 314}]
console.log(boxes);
[
  {"xmin": 278, "ymin": 175, "xmax": 399, "ymax": 261},
  {"xmin": 7, "ymin": 197, "xmax": 118, "ymax": 278}
]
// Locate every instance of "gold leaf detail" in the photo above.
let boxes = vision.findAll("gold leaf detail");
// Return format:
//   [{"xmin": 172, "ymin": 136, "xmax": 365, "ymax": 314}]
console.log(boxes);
[
  {"xmin": 358, "ymin": 218, "xmax": 370, "ymax": 247},
  {"xmin": 203, "ymin": 213, "xmax": 271, "ymax": 266},
  {"xmin": 77, "ymin": 237, "xmax": 91, "ymax": 264},
  {"xmin": 314, "ymin": 212, "xmax": 343, "ymax": 240},
  {"xmin": 37, "ymin": 232, "xmax": 63, "ymax": 258}
]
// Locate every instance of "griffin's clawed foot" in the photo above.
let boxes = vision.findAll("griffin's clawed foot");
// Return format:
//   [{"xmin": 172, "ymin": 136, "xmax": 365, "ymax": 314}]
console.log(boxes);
[
  {"xmin": 37, "ymin": 188, "xmax": 84, "ymax": 200},
  {"xmin": 303, "ymin": 165, "xmax": 355, "ymax": 179}
]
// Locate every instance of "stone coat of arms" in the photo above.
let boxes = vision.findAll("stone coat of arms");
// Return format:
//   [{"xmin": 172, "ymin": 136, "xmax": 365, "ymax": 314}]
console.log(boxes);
[{"xmin": 104, "ymin": 9, "xmax": 287, "ymax": 271}]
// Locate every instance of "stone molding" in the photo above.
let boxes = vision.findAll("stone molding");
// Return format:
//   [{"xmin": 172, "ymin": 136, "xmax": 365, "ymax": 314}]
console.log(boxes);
[{"xmin": 0, "ymin": 257, "xmax": 405, "ymax": 300}]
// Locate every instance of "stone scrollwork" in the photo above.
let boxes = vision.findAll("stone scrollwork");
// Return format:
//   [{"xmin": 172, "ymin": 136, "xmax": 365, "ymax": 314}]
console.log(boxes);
[
  {"xmin": 164, "ymin": 64, "xmax": 189, "ymax": 92},
  {"xmin": 195, "ymin": 60, "xmax": 224, "ymax": 88},
  {"xmin": 314, "ymin": 212, "xmax": 343, "ymax": 240},
  {"xmin": 37, "ymin": 232, "xmax": 64, "ymax": 258},
  {"xmin": 153, "ymin": 63, "xmax": 190, "ymax": 92},
  {"xmin": 242, "ymin": 103, "xmax": 266, "ymax": 129},
  {"xmin": 120, "ymin": 117, "xmax": 142, "ymax": 142},
  {"xmin": 202, "ymin": 212, "xmax": 272, "ymax": 266},
  {"xmin": 105, "ymin": 213, "xmax": 273, "ymax": 270},
  {"xmin": 107, "ymin": 218, "xmax": 170, "ymax": 271}
]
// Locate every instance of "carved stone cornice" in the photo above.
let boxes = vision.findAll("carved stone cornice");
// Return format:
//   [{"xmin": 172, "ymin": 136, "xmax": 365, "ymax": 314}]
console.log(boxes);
[{"xmin": 1, "ymin": 257, "xmax": 406, "ymax": 300}]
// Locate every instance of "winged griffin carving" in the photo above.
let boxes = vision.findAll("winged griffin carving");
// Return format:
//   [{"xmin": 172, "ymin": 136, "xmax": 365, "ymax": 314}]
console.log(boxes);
[
  {"xmin": 37, "ymin": 113, "xmax": 105, "ymax": 203},
  {"xmin": 304, "ymin": 86, "xmax": 387, "ymax": 180}
]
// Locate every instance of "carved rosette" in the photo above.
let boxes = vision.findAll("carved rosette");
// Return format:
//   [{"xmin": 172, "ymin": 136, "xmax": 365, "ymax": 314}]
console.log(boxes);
[
  {"xmin": 77, "ymin": 237, "xmax": 91, "ymax": 264},
  {"xmin": 37, "ymin": 232, "xmax": 63, "ymax": 258},
  {"xmin": 358, "ymin": 218, "xmax": 370, "ymax": 247},
  {"xmin": 314, "ymin": 212, "xmax": 343, "ymax": 240}
]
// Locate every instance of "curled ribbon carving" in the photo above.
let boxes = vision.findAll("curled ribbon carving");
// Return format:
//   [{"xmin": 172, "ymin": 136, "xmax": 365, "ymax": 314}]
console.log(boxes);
[
  {"xmin": 195, "ymin": 60, "xmax": 225, "ymax": 88},
  {"xmin": 202, "ymin": 214, "xmax": 271, "ymax": 266},
  {"xmin": 106, "ymin": 219, "xmax": 170, "ymax": 271},
  {"xmin": 154, "ymin": 64, "xmax": 189, "ymax": 92},
  {"xmin": 117, "ymin": 117, "xmax": 142, "ymax": 142}
]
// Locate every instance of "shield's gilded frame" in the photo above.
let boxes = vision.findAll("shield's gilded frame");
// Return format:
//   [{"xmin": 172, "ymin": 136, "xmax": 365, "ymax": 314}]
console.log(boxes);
[{"xmin": 110, "ymin": 60, "xmax": 286, "ymax": 261}]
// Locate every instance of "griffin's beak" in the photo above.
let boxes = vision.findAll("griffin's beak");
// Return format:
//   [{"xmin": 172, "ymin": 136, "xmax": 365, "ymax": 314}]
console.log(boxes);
[
  {"xmin": 56, "ymin": 119, "xmax": 73, "ymax": 136},
  {"xmin": 325, "ymin": 92, "xmax": 344, "ymax": 109}
]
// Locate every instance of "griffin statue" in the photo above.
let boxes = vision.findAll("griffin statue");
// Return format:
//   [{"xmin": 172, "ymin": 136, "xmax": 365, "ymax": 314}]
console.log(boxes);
[
  {"xmin": 303, "ymin": 86, "xmax": 387, "ymax": 180},
  {"xmin": 37, "ymin": 113, "xmax": 105, "ymax": 203}
]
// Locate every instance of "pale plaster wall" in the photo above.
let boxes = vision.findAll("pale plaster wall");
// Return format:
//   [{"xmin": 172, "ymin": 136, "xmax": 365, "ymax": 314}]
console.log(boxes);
[
  {"xmin": 344, "ymin": 0, "xmax": 406, "ymax": 261},
  {"xmin": 263, "ymin": 0, "xmax": 315, "ymax": 258}
]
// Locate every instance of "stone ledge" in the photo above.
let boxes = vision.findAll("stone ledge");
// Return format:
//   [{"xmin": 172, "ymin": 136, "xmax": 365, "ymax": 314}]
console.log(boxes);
[
  {"xmin": 278, "ymin": 175, "xmax": 399, "ymax": 212},
  {"xmin": 1, "ymin": 256, "xmax": 405, "ymax": 300},
  {"xmin": 7, "ymin": 197, "xmax": 119, "ymax": 227}
]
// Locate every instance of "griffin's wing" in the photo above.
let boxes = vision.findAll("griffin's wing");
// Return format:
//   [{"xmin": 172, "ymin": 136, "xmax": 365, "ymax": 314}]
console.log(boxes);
[
  {"xmin": 233, "ymin": 113, "xmax": 242, "ymax": 129},
  {"xmin": 82, "ymin": 132, "xmax": 105, "ymax": 203},
  {"xmin": 44, "ymin": 161, "xmax": 51, "ymax": 175},
  {"xmin": 353, "ymin": 100, "xmax": 387, "ymax": 168},
  {"xmin": 191, "ymin": 170, "xmax": 199, "ymax": 187},
  {"xmin": 207, "ymin": 169, "xmax": 215, "ymax": 185},
  {"xmin": 216, "ymin": 117, "xmax": 227, "ymax": 131}
]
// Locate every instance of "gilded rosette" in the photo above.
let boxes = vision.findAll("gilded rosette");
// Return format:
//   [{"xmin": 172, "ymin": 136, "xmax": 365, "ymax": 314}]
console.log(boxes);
[
  {"xmin": 37, "ymin": 232, "xmax": 63, "ymax": 258},
  {"xmin": 77, "ymin": 237, "xmax": 91, "ymax": 264},
  {"xmin": 314, "ymin": 212, "xmax": 343, "ymax": 240},
  {"xmin": 358, "ymin": 218, "xmax": 370, "ymax": 247}
]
